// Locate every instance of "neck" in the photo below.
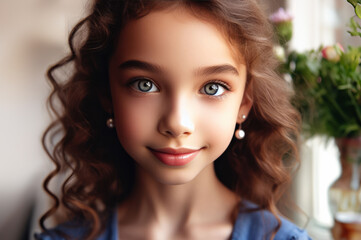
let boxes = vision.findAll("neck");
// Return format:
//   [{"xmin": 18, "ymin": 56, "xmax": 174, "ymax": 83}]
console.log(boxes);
[{"xmin": 118, "ymin": 163, "xmax": 239, "ymax": 229}]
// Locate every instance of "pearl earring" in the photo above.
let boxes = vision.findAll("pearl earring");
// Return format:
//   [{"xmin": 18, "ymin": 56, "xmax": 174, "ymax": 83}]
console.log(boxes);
[
  {"xmin": 106, "ymin": 118, "xmax": 114, "ymax": 128},
  {"xmin": 235, "ymin": 115, "xmax": 246, "ymax": 139}
]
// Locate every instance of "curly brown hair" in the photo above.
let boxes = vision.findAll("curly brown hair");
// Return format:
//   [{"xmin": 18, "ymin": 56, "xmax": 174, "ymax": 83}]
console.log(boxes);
[{"xmin": 40, "ymin": 0, "xmax": 301, "ymax": 239}]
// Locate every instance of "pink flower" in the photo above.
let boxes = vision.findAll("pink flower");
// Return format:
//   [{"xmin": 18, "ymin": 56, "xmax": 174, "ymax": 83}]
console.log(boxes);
[
  {"xmin": 321, "ymin": 43, "xmax": 344, "ymax": 62},
  {"xmin": 269, "ymin": 8, "xmax": 293, "ymax": 23}
]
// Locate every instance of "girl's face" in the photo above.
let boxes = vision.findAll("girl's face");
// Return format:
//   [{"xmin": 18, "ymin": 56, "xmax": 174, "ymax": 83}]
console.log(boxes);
[{"xmin": 108, "ymin": 8, "xmax": 251, "ymax": 185}]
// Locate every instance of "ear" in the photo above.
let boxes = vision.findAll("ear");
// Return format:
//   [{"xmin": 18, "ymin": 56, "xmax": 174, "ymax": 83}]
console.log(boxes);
[{"xmin": 236, "ymin": 90, "xmax": 253, "ymax": 124}]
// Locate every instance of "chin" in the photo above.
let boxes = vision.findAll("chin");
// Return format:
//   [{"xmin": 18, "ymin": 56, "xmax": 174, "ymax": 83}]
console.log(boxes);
[
  {"xmin": 148, "ymin": 168, "xmax": 202, "ymax": 186},
  {"xmin": 136, "ymin": 157, "xmax": 214, "ymax": 186}
]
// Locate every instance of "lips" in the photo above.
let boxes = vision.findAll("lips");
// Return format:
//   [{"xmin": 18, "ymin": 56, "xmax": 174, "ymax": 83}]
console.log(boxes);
[{"xmin": 149, "ymin": 147, "xmax": 201, "ymax": 166}]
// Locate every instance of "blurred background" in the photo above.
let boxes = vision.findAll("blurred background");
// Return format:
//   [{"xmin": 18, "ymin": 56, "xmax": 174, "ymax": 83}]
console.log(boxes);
[
  {"xmin": 0, "ymin": 0, "xmax": 358, "ymax": 239},
  {"xmin": 0, "ymin": 1, "xmax": 88, "ymax": 239}
]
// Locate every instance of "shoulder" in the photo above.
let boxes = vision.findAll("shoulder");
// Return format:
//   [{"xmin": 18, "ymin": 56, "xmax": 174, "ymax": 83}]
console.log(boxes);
[
  {"xmin": 34, "ymin": 212, "xmax": 117, "ymax": 240},
  {"xmin": 231, "ymin": 201, "xmax": 312, "ymax": 240},
  {"xmin": 34, "ymin": 220, "xmax": 88, "ymax": 240}
]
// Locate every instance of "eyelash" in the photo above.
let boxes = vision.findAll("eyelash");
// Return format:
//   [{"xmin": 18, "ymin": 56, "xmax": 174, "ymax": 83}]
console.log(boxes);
[
  {"xmin": 127, "ymin": 77, "xmax": 231, "ymax": 97},
  {"xmin": 202, "ymin": 80, "xmax": 230, "ymax": 93},
  {"xmin": 128, "ymin": 77, "xmax": 160, "ymax": 93}
]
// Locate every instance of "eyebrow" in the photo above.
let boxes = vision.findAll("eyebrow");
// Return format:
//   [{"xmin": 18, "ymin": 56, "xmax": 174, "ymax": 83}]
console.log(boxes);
[
  {"xmin": 118, "ymin": 60, "xmax": 163, "ymax": 74},
  {"xmin": 118, "ymin": 60, "xmax": 239, "ymax": 76},
  {"xmin": 195, "ymin": 64, "xmax": 240, "ymax": 77}
]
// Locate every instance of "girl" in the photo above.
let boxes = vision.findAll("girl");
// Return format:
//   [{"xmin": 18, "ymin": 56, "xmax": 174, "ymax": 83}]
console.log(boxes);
[{"xmin": 36, "ymin": 0, "xmax": 311, "ymax": 239}]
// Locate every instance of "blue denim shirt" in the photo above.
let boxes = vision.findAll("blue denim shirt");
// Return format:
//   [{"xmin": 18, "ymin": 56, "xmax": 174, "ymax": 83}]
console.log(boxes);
[
  {"xmin": 35, "ymin": 201, "xmax": 311, "ymax": 240},
  {"xmin": 231, "ymin": 202, "xmax": 311, "ymax": 240}
]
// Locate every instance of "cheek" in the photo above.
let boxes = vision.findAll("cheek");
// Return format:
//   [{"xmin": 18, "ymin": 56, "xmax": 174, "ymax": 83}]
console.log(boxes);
[
  {"xmin": 205, "ymin": 115, "xmax": 236, "ymax": 144},
  {"xmin": 113, "ymin": 97, "xmax": 157, "ymax": 148},
  {"xmin": 198, "ymin": 101, "xmax": 239, "ymax": 151}
]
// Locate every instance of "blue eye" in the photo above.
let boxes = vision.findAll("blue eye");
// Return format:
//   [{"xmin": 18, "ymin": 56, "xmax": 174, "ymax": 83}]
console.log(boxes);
[
  {"xmin": 201, "ymin": 82, "xmax": 227, "ymax": 96},
  {"xmin": 131, "ymin": 78, "xmax": 159, "ymax": 92}
]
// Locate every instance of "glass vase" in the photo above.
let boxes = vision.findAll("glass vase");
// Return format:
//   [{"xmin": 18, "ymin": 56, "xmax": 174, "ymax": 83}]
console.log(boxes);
[{"xmin": 329, "ymin": 137, "xmax": 361, "ymax": 240}]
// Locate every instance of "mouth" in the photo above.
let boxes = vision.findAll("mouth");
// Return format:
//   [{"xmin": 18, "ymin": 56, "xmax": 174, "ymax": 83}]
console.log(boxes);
[{"xmin": 148, "ymin": 147, "xmax": 201, "ymax": 166}]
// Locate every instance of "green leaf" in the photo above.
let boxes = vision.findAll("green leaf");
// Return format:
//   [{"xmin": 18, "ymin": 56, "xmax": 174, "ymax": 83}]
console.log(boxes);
[
  {"xmin": 347, "ymin": 30, "xmax": 361, "ymax": 37},
  {"xmin": 350, "ymin": 17, "xmax": 361, "ymax": 29},
  {"xmin": 356, "ymin": 4, "xmax": 361, "ymax": 18},
  {"xmin": 347, "ymin": 0, "xmax": 361, "ymax": 18},
  {"xmin": 348, "ymin": 17, "xmax": 361, "ymax": 37},
  {"xmin": 347, "ymin": 0, "xmax": 358, "ymax": 7},
  {"xmin": 347, "ymin": 0, "xmax": 361, "ymax": 7},
  {"xmin": 344, "ymin": 124, "xmax": 360, "ymax": 133},
  {"xmin": 338, "ymin": 84, "xmax": 353, "ymax": 89}
]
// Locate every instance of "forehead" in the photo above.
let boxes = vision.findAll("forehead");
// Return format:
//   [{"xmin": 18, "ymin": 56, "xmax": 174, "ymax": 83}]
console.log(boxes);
[{"xmin": 110, "ymin": 7, "xmax": 243, "ymax": 68}]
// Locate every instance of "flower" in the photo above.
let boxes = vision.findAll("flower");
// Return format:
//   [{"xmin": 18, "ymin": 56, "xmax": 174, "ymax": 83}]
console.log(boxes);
[
  {"xmin": 269, "ymin": 8, "xmax": 293, "ymax": 46},
  {"xmin": 321, "ymin": 43, "xmax": 345, "ymax": 62},
  {"xmin": 269, "ymin": 8, "xmax": 293, "ymax": 23},
  {"xmin": 275, "ymin": 1, "xmax": 361, "ymax": 138},
  {"xmin": 285, "ymin": 44, "xmax": 361, "ymax": 138},
  {"xmin": 273, "ymin": 45, "xmax": 286, "ymax": 62}
]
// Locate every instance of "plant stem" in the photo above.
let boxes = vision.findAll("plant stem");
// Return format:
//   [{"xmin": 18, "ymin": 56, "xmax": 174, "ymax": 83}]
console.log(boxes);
[
  {"xmin": 324, "ymin": 93, "xmax": 349, "ymax": 122},
  {"xmin": 348, "ymin": 90, "xmax": 361, "ymax": 126}
]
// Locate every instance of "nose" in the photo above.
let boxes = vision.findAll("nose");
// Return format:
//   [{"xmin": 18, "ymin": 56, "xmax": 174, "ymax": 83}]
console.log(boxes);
[{"xmin": 158, "ymin": 96, "xmax": 195, "ymax": 138}]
